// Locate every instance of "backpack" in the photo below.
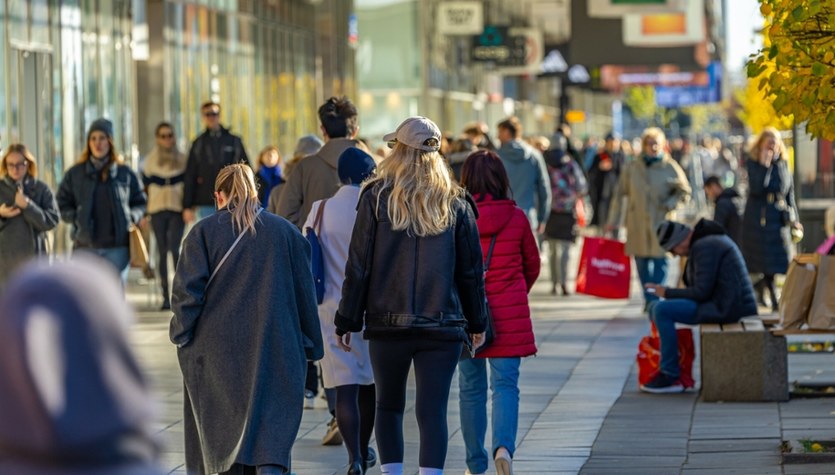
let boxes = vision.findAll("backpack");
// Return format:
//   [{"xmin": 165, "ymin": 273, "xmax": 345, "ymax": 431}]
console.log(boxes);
[
  {"xmin": 304, "ymin": 200, "xmax": 327, "ymax": 304},
  {"xmin": 548, "ymin": 162, "xmax": 579, "ymax": 213}
]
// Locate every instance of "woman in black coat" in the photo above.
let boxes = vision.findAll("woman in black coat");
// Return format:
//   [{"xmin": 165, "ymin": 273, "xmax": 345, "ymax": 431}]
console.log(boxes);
[
  {"xmin": 0, "ymin": 144, "xmax": 59, "ymax": 288},
  {"xmin": 56, "ymin": 118, "xmax": 146, "ymax": 282},
  {"xmin": 741, "ymin": 128, "xmax": 801, "ymax": 311},
  {"xmin": 335, "ymin": 116, "xmax": 486, "ymax": 475}
]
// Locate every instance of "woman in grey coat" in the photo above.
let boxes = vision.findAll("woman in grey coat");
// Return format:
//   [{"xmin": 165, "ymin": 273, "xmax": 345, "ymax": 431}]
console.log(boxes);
[
  {"xmin": 0, "ymin": 144, "xmax": 59, "ymax": 289},
  {"xmin": 171, "ymin": 164, "xmax": 324, "ymax": 475}
]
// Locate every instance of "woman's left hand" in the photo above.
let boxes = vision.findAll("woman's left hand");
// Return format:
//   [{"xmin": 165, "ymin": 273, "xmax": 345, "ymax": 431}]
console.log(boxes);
[
  {"xmin": 471, "ymin": 332, "xmax": 486, "ymax": 351},
  {"xmin": 336, "ymin": 332, "xmax": 352, "ymax": 352},
  {"xmin": 14, "ymin": 188, "xmax": 29, "ymax": 209},
  {"xmin": 792, "ymin": 222, "xmax": 804, "ymax": 231}
]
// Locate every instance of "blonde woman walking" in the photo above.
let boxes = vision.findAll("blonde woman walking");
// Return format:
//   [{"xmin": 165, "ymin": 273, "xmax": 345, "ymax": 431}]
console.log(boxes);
[
  {"xmin": 606, "ymin": 127, "xmax": 690, "ymax": 310},
  {"xmin": 171, "ymin": 164, "xmax": 323, "ymax": 475},
  {"xmin": 335, "ymin": 117, "xmax": 487, "ymax": 475},
  {"xmin": 741, "ymin": 127, "xmax": 801, "ymax": 310}
]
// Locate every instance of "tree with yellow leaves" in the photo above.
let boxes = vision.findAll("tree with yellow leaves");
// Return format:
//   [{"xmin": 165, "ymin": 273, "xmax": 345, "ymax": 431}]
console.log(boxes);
[
  {"xmin": 748, "ymin": 0, "xmax": 835, "ymax": 139},
  {"xmin": 733, "ymin": 77, "xmax": 793, "ymax": 134}
]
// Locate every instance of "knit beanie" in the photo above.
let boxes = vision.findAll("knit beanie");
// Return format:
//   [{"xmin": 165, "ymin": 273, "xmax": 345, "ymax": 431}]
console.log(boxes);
[
  {"xmin": 88, "ymin": 118, "xmax": 114, "ymax": 139},
  {"xmin": 338, "ymin": 147, "xmax": 376, "ymax": 185},
  {"xmin": 656, "ymin": 220, "xmax": 692, "ymax": 252}
]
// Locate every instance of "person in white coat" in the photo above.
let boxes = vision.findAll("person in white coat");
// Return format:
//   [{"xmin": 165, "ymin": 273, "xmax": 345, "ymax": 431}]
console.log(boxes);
[{"xmin": 303, "ymin": 147, "xmax": 378, "ymax": 475}]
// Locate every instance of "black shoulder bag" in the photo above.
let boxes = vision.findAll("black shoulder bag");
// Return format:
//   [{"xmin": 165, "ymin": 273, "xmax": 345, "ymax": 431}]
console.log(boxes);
[{"xmin": 463, "ymin": 234, "xmax": 498, "ymax": 358}]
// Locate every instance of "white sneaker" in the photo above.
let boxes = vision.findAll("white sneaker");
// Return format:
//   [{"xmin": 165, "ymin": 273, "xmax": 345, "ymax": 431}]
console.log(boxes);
[
  {"xmin": 303, "ymin": 390, "xmax": 315, "ymax": 409},
  {"xmin": 464, "ymin": 470, "xmax": 486, "ymax": 475},
  {"xmin": 495, "ymin": 447, "xmax": 513, "ymax": 475}
]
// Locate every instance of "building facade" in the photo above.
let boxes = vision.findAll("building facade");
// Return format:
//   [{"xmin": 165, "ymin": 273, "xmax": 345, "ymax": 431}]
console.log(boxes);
[
  {"xmin": 355, "ymin": 0, "xmax": 561, "ymax": 146},
  {"xmin": 0, "ymin": 0, "xmax": 355, "ymax": 192}
]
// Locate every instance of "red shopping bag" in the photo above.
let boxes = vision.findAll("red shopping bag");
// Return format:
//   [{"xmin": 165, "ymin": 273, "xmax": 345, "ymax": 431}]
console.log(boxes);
[
  {"xmin": 575, "ymin": 237, "xmax": 631, "ymax": 299},
  {"xmin": 636, "ymin": 323, "xmax": 695, "ymax": 389}
]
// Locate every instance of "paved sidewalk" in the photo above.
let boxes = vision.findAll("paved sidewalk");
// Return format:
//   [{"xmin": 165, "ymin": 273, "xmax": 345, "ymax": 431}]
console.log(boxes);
[{"xmin": 127, "ymin": 269, "xmax": 835, "ymax": 475}]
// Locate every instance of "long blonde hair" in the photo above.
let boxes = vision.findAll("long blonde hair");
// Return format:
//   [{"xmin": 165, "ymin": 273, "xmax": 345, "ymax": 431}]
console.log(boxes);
[
  {"xmin": 749, "ymin": 127, "xmax": 787, "ymax": 162},
  {"xmin": 214, "ymin": 164, "xmax": 261, "ymax": 235},
  {"xmin": 363, "ymin": 141, "xmax": 463, "ymax": 237}
]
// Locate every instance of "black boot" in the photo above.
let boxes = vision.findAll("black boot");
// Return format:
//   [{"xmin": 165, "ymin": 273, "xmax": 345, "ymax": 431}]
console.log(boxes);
[
  {"xmin": 346, "ymin": 461, "xmax": 364, "ymax": 475},
  {"xmin": 160, "ymin": 285, "xmax": 171, "ymax": 311},
  {"xmin": 754, "ymin": 280, "xmax": 767, "ymax": 308}
]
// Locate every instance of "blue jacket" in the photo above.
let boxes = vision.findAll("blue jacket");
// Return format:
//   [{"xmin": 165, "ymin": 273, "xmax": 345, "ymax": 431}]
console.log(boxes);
[
  {"xmin": 56, "ymin": 160, "xmax": 146, "ymax": 248},
  {"xmin": 666, "ymin": 219, "xmax": 758, "ymax": 323},
  {"xmin": 497, "ymin": 140, "xmax": 551, "ymax": 228}
]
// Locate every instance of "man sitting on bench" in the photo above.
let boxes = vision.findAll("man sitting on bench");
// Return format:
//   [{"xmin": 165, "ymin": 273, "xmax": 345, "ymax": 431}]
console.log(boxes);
[{"xmin": 641, "ymin": 219, "xmax": 758, "ymax": 394}]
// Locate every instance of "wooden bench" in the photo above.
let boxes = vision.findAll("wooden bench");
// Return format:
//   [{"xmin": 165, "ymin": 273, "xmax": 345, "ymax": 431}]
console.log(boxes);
[{"xmin": 700, "ymin": 317, "xmax": 789, "ymax": 402}]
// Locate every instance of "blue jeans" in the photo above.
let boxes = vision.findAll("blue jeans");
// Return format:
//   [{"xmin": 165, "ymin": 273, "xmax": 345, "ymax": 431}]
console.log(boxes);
[
  {"xmin": 78, "ymin": 247, "xmax": 130, "ymax": 284},
  {"xmin": 635, "ymin": 256, "xmax": 668, "ymax": 303},
  {"xmin": 649, "ymin": 299, "xmax": 698, "ymax": 378},
  {"xmin": 458, "ymin": 357, "xmax": 521, "ymax": 474}
]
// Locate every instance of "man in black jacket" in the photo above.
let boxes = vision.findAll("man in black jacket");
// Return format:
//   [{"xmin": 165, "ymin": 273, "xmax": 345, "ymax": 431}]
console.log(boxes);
[
  {"xmin": 182, "ymin": 101, "xmax": 249, "ymax": 223},
  {"xmin": 704, "ymin": 175, "xmax": 743, "ymax": 245},
  {"xmin": 641, "ymin": 219, "xmax": 758, "ymax": 394}
]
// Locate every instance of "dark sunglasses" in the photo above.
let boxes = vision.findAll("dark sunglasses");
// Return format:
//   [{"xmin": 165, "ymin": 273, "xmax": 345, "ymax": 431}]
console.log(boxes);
[
  {"xmin": 203, "ymin": 111, "xmax": 220, "ymax": 117},
  {"xmin": 6, "ymin": 161, "xmax": 27, "ymax": 170},
  {"xmin": 158, "ymin": 133, "xmax": 174, "ymax": 139}
]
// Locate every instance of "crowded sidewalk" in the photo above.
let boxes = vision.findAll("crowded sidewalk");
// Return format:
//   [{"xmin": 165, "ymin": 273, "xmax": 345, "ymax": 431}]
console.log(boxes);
[{"xmin": 127, "ymin": 266, "xmax": 835, "ymax": 475}]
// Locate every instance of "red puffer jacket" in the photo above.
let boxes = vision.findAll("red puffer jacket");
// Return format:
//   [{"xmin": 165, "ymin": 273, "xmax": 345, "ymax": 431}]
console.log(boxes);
[{"xmin": 473, "ymin": 194, "xmax": 540, "ymax": 358}]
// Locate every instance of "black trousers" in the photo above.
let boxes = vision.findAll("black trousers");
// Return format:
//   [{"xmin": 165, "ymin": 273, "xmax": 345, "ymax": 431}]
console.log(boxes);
[
  {"xmin": 369, "ymin": 338, "xmax": 462, "ymax": 469},
  {"xmin": 151, "ymin": 210, "xmax": 185, "ymax": 299}
]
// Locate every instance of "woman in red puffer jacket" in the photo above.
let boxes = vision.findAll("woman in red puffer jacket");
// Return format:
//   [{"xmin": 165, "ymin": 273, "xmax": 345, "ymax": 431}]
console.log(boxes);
[{"xmin": 457, "ymin": 150, "xmax": 540, "ymax": 475}]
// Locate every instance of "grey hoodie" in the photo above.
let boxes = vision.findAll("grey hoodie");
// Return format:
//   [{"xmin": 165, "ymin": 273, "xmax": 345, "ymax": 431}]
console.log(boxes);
[
  {"xmin": 497, "ymin": 139, "xmax": 552, "ymax": 229},
  {"xmin": 0, "ymin": 258, "xmax": 162, "ymax": 475}
]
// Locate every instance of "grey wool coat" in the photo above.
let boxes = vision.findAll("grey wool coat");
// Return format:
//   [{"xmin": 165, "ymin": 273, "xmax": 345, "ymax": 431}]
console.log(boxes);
[{"xmin": 170, "ymin": 209, "xmax": 324, "ymax": 474}]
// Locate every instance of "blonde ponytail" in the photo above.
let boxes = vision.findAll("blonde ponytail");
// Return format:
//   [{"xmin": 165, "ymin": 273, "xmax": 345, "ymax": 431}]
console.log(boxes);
[{"xmin": 214, "ymin": 164, "xmax": 261, "ymax": 235}]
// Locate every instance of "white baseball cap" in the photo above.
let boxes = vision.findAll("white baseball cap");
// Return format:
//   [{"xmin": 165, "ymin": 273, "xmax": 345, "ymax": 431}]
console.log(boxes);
[{"xmin": 383, "ymin": 116, "xmax": 442, "ymax": 152}]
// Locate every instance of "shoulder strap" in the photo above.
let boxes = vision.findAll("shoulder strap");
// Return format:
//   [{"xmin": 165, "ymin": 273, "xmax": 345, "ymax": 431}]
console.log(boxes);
[
  {"xmin": 484, "ymin": 234, "xmax": 498, "ymax": 272},
  {"xmin": 313, "ymin": 199, "xmax": 327, "ymax": 233},
  {"xmin": 207, "ymin": 208, "xmax": 263, "ymax": 287}
]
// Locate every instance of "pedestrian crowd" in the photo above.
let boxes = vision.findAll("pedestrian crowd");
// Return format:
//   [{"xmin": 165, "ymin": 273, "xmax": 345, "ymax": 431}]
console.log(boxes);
[{"xmin": 0, "ymin": 91, "xmax": 807, "ymax": 473}]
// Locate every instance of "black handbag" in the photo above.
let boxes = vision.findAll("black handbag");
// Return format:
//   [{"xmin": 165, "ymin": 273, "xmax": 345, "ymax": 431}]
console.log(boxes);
[{"xmin": 462, "ymin": 234, "xmax": 497, "ymax": 358}]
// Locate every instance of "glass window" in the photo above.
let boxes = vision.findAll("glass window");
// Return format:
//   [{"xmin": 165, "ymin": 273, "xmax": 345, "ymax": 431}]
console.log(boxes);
[
  {"xmin": 31, "ymin": 0, "xmax": 51, "ymax": 45},
  {"xmin": 60, "ymin": 1, "xmax": 83, "ymax": 164},
  {"xmin": 7, "ymin": 0, "xmax": 27, "ymax": 43},
  {"xmin": 0, "ymin": 4, "xmax": 7, "ymax": 144},
  {"xmin": 81, "ymin": 0, "xmax": 99, "ymax": 124}
]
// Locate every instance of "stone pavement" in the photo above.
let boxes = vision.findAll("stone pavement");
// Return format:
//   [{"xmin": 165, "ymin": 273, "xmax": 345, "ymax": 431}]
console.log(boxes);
[{"xmin": 126, "ymin": 268, "xmax": 835, "ymax": 475}]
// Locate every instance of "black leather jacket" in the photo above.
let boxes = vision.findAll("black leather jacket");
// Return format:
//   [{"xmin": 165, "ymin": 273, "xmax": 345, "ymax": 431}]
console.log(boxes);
[
  {"xmin": 56, "ymin": 160, "xmax": 146, "ymax": 248},
  {"xmin": 335, "ymin": 185, "xmax": 487, "ymax": 341},
  {"xmin": 183, "ymin": 126, "xmax": 249, "ymax": 208}
]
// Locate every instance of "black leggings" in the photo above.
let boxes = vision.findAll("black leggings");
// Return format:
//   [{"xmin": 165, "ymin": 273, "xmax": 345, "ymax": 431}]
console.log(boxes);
[
  {"xmin": 336, "ymin": 384, "xmax": 376, "ymax": 465},
  {"xmin": 151, "ymin": 211, "xmax": 185, "ymax": 297},
  {"xmin": 757, "ymin": 274, "xmax": 778, "ymax": 308},
  {"xmin": 369, "ymin": 338, "xmax": 463, "ymax": 469}
]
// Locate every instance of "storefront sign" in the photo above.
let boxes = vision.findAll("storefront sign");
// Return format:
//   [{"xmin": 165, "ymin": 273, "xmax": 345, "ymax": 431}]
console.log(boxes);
[
  {"xmin": 438, "ymin": 2, "xmax": 483, "ymax": 35},
  {"xmin": 588, "ymin": 0, "xmax": 686, "ymax": 18}
]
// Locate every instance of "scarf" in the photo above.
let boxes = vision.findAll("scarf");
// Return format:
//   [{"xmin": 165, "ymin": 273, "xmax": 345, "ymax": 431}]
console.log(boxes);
[
  {"xmin": 642, "ymin": 154, "xmax": 662, "ymax": 167},
  {"xmin": 90, "ymin": 155, "xmax": 111, "ymax": 171},
  {"xmin": 258, "ymin": 165, "xmax": 283, "ymax": 188}
]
